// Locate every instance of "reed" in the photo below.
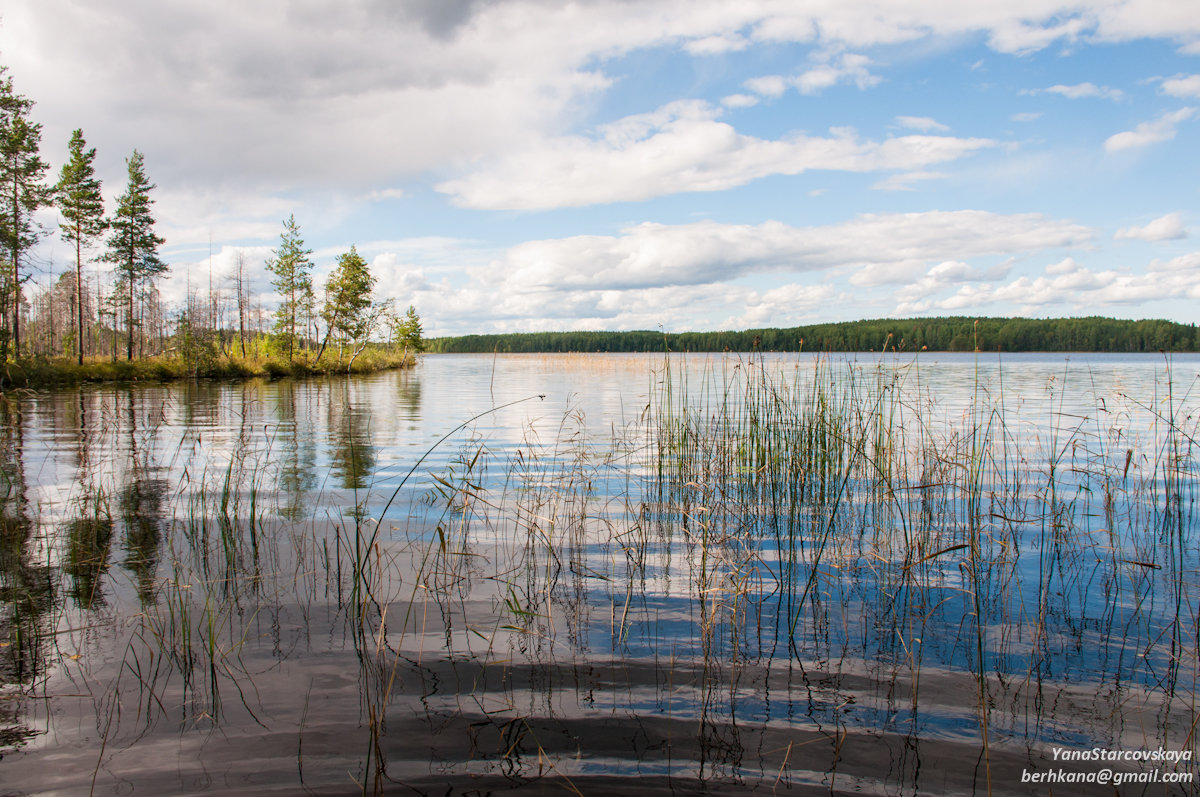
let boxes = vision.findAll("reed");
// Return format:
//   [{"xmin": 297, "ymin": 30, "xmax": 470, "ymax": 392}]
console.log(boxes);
[
  {"xmin": 5, "ymin": 354, "xmax": 1196, "ymax": 793},
  {"xmin": 381, "ymin": 351, "xmax": 1198, "ymax": 784}
]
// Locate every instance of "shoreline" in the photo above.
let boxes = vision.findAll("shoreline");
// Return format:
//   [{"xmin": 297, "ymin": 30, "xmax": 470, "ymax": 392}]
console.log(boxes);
[{"xmin": 0, "ymin": 350, "xmax": 417, "ymax": 389}]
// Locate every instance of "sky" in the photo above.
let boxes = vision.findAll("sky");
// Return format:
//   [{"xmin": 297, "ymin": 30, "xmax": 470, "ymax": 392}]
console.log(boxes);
[{"xmin": 3, "ymin": 0, "xmax": 1200, "ymax": 336}]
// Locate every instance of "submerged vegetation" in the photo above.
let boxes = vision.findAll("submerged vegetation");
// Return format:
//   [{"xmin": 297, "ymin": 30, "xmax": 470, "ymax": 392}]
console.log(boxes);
[
  {"xmin": 0, "ymin": 352, "xmax": 1196, "ymax": 793},
  {"xmin": 429, "ymin": 315, "xmax": 1200, "ymax": 354}
]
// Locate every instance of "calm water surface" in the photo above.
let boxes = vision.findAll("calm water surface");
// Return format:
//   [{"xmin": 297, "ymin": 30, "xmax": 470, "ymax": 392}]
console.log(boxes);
[{"xmin": 1, "ymin": 352, "xmax": 1197, "ymax": 795}]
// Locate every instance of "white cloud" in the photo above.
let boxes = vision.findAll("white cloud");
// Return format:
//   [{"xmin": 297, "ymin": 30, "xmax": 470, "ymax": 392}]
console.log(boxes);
[
  {"xmin": 1161, "ymin": 74, "xmax": 1200, "ymax": 98},
  {"xmin": 8, "ymin": 0, "xmax": 1200, "ymax": 207},
  {"xmin": 153, "ymin": 188, "xmax": 296, "ymax": 247},
  {"xmin": 745, "ymin": 52, "xmax": 881, "ymax": 98},
  {"xmin": 849, "ymin": 260, "xmax": 930, "ymax": 287},
  {"xmin": 883, "ymin": 259, "xmax": 1012, "ymax": 307},
  {"xmin": 793, "ymin": 52, "xmax": 881, "ymax": 94},
  {"xmin": 1147, "ymin": 251, "xmax": 1200, "ymax": 273},
  {"xmin": 8, "ymin": 0, "xmax": 1200, "ymax": 306},
  {"xmin": 160, "ymin": 244, "xmax": 275, "ymax": 307},
  {"xmin": 398, "ymin": 210, "xmax": 1092, "ymax": 333},
  {"xmin": 988, "ymin": 16, "xmax": 1090, "ymax": 54},
  {"xmin": 720, "ymin": 93, "xmax": 759, "ymax": 108},
  {"xmin": 371, "ymin": 221, "xmax": 1200, "ymax": 336},
  {"xmin": 1115, "ymin": 212, "xmax": 1187, "ymax": 242},
  {"xmin": 871, "ymin": 170, "xmax": 948, "ymax": 191},
  {"xmin": 496, "ymin": 211, "xmax": 1090, "ymax": 290},
  {"xmin": 1045, "ymin": 256, "xmax": 1081, "ymax": 275},
  {"xmin": 895, "ymin": 116, "xmax": 951, "ymax": 132},
  {"xmin": 413, "ymin": 212, "xmax": 1096, "ymax": 334},
  {"xmin": 930, "ymin": 259, "xmax": 1011, "ymax": 281},
  {"xmin": 684, "ymin": 32, "xmax": 749, "ymax": 54},
  {"xmin": 903, "ymin": 251, "xmax": 1200, "ymax": 315},
  {"xmin": 363, "ymin": 188, "xmax": 406, "ymax": 203},
  {"xmin": 1023, "ymin": 82, "xmax": 1124, "ymax": 100},
  {"xmin": 744, "ymin": 75, "xmax": 788, "ymax": 97},
  {"xmin": 724, "ymin": 283, "xmax": 839, "ymax": 329},
  {"xmin": 1011, "ymin": 112, "xmax": 1043, "ymax": 122},
  {"xmin": 437, "ymin": 101, "xmax": 995, "ymax": 209},
  {"xmin": 1105, "ymin": 108, "xmax": 1197, "ymax": 152}
]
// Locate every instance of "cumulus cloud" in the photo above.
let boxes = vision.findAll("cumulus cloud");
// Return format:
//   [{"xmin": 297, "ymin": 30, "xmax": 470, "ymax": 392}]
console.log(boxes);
[
  {"xmin": 887, "ymin": 259, "xmax": 1013, "ymax": 309},
  {"xmin": 1045, "ymin": 256, "xmax": 1081, "ymax": 275},
  {"xmin": 1115, "ymin": 212, "xmax": 1187, "ymax": 241},
  {"xmin": 871, "ymin": 171, "xmax": 948, "ymax": 191},
  {"xmin": 793, "ymin": 53, "xmax": 882, "ymax": 93},
  {"xmin": 358, "ymin": 220, "xmax": 1200, "ymax": 336},
  {"xmin": 1105, "ymin": 108, "xmax": 1197, "ymax": 151},
  {"xmin": 160, "ymin": 244, "xmax": 275, "ymax": 307},
  {"xmin": 744, "ymin": 52, "xmax": 881, "ymax": 98},
  {"xmin": 987, "ymin": 16, "xmax": 1090, "ymax": 54},
  {"xmin": 899, "ymin": 250, "xmax": 1200, "ymax": 316},
  {"xmin": 1148, "ymin": 251, "xmax": 1200, "ymax": 272},
  {"xmin": 437, "ymin": 101, "xmax": 995, "ymax": 209},
  {"xmin": 7, "ymin": 0, "xmax": 1200, "ymax": 203},
  {"xmin": 895, "ymin": 116, "xmax": 951, "ymax": 132},
  {"xmin": 1022, "ymin": 82, "xmax": 1125, "ymax": 100},
  {"xmin": 1161, "ymin": 74, "xmax": 1200, "ymax": 98},
  {"xmin": 684, "ymin": 32, "xmax": 750, "ymax": 55},
  {"xmin": 720, "ymin": 93, "xmax": 759, "ymax": 108},
  {"xmin": 392, "ymin": 210, "xmax": 1093, "ymax": 333},
  {"xmin": 743, "ymin": 75, "xmax": 789, "ymax": 97},
  {"xmin": 6, "ymin": 0, "xmax": 1200, "ymax": 280},
  {"xmin": 495, "ymin": 210, "xmax": 1089, "ymax": 290},
  {"xmin": 724, "ymin": 283, "xmax": 839, "ymax": 329}
]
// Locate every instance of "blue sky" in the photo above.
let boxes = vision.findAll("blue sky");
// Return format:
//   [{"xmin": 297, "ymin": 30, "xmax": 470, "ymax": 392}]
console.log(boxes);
[{"xmin": 4, "ymin": 1, "xmax": 1200, "ymax": 335}]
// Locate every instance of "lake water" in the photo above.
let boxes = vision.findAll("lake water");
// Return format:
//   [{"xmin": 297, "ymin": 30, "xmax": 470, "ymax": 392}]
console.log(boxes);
[{"xmin": 1, "ymin": 352, "xmax": 1197, "ymax": 795}]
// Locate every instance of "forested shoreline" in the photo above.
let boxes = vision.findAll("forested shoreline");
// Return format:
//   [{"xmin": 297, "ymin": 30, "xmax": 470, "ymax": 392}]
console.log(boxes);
[{"xmin": 429, "ymin": 316, "xmax": 1200, "ymax": 354}]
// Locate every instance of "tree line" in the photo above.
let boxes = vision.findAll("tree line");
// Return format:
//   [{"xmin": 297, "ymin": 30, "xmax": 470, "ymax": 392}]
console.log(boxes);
[
  {"xmin": 0, "ymin": 64, "xmax": 423, "ymax": 377},
  {"xmin": 428, "ymin": 316, "xmax": 1200, "ymax": 354}
]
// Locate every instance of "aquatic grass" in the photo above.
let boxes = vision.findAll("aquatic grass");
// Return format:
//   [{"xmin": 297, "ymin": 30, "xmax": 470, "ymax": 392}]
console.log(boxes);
[{"xmin": 5, "ymin": 356, "xmax": 1198, "ymax": 793}]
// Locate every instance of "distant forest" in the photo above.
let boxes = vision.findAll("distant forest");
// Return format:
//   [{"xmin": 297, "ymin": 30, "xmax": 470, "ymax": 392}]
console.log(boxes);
[{"xmin": 428, "ymin": 316, "xmax": 1200, "ymax": 354}]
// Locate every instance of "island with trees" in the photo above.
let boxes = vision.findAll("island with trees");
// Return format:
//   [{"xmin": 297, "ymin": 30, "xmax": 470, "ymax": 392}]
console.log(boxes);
[{"xmin": 0, "ymin": 64, "xmax": 423, "ymax": 387}]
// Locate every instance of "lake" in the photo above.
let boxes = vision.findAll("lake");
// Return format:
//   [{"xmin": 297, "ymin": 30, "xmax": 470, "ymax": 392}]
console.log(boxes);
[{"xmin": 1, "ymin": 352, "xmax": 1197, "ymax": 795}]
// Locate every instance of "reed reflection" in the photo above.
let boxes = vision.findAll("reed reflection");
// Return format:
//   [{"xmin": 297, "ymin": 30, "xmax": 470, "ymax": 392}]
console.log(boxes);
[{"xmin": 0, "ymin": 395, "xmax": 54, "ymax": 752}]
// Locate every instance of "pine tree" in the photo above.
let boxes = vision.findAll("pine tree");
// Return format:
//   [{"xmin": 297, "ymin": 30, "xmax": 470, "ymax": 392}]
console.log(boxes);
[
  {"xmin": 0, "ymin": 66, "xmax": 52, "ymax": 358},
  {"xmin": 104, "ymin": 150, "xmax": 166, "ymax": 361},
  {"xmin": 57, "ymin": 129, "xmax": 106, "ymax": 365},
  {"xmin": 394, "ymin": 305, "xmax": 424, "ymax": 353},
  {"xmin": 265, "ymin": 215, "xmax": 313, "ymax": 361},
  {"xmin": 320, "ymin": 245, "xmax": 375, "ymax": 358}
]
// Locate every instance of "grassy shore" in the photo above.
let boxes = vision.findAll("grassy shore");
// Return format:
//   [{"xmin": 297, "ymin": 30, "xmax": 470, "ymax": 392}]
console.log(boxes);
[{"xmin": 0, "ymin": 347, "xmax": 416, "ymax": 387}]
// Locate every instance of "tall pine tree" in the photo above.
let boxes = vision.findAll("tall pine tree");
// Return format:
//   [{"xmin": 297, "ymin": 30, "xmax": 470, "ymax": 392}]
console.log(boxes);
[
  {"xmin": 104, "ymin": 150, "xmax": 166, "ymax": 361},
  {"xmin": 319, "ymin": 244, "xmax": 375, "ymax": 359},
  {"xmin": 57, "ymin": 129, "xmax": 106, "ymax": 365},
  {"xmin": 393, "ymin": 305, "xmax": 424, "ymax": 354},
  {"xmin": 0, "ymin": 66, "xmax": 52, "ymax": 358},
  {"xmin": 265, "ymin": 215, "xmax": 314, "ymax": 361}
]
